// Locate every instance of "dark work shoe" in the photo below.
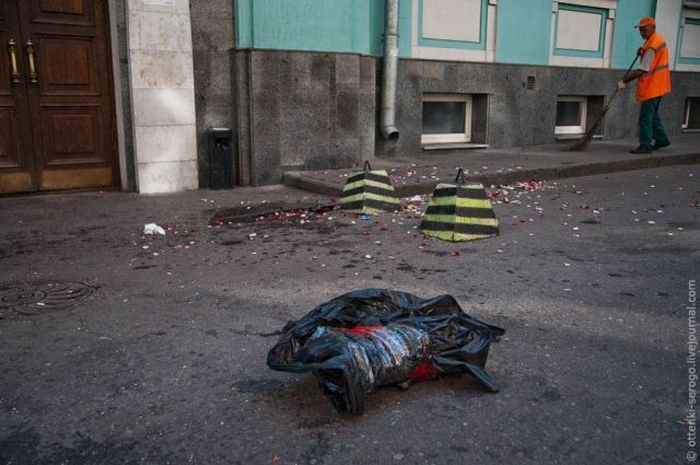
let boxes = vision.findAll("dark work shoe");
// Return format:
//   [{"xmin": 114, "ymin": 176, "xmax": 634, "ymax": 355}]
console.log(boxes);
[
  {"xmin": 652, "ymin": 141, "xmax": 670, "ymax": 150},
  {"xmin": 630, "ymin": 146, "xmax": 652, "ymax": 154}
]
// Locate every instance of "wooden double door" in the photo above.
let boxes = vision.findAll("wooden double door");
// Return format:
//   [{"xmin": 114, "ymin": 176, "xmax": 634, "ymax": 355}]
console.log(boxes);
[{"xmin": 0, "ymin": 0, "xmax": 118, "ymax": 193}]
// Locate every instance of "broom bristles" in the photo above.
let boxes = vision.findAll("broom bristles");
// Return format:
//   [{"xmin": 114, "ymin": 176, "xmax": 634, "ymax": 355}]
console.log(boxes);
[
  {"xmin": 567, "ymin": 87, "xmax": 621, "ymax": 152},
  {"xmin": 567, "ymin": 123, "xmax": 599, "ymax": 151},
  {"xmin": 568, "ymin": 138, "xmax": 591, "ymax": 152}
]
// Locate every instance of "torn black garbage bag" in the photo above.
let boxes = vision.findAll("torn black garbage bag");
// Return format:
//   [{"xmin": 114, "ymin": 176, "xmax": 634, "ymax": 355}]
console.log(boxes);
[{"xmin": 267, "ymin": 288, "xmax": 505, "ymax": 414}]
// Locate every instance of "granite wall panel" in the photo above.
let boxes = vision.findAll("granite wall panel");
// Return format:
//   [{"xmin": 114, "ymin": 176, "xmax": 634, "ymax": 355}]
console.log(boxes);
[
  {"xmin": 233, "ymin": 50, "xmax": 700, "ymax": 186},
  {"xmin": 190, "ymin": 0, "xmax": 235, "ymax": 187}
]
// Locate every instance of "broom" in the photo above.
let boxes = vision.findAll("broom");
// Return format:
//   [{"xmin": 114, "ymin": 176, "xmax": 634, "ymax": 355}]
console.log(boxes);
[{"xmin": 568, "ymin": 54, "xmax": 640, "ymax": 151}]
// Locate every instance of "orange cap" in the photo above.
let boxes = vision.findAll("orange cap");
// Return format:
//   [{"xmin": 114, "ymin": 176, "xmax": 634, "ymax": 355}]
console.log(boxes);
[{"xmin": 635, "ymin": 16, "xmax": 656, "ymax": 28}]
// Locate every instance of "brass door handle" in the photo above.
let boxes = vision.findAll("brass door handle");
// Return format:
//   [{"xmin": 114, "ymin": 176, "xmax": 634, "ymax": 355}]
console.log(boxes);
[
  {"xmin": 8, "ymin": 39, "xmax": 20, "ymax": 84},
  {"xmin": 25, "ymin": 40, "xmax": 37, "ymax": 84}
]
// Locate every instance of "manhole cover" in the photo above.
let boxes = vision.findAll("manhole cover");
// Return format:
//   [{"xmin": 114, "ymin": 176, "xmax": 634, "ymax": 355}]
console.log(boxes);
[{"xmin": 0, "ymin": 281, "xmax": 95, "ymax": 316}]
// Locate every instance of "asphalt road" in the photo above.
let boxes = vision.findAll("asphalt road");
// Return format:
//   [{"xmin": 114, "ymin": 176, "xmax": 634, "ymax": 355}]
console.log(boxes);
[{"xmin": 1, "ymin": 165, "xmax": 698, "ymax": 465}]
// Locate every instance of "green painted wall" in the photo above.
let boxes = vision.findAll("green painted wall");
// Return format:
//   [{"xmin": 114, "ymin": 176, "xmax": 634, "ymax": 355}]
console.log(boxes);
[
  {"xmin": 235, "ymin": 0, "xmax": 386, "ymax": 55},
  {"xmin": 398, "ymin": 0, "xmax": 413, "ymax": 58},
  {"xmin": 235, "ymin": 0, "xmax": 253, "ymax": 48},
  {"xmin": 368, "ymin": 0, "xmax": 385, "ymax": 56},
  {"xmin": 235, "ymin": 0, "xmax": 663, "ymax": 68},
  {"xmin": 495, "ymin": 0, "xmax": 551, "ymax": 65},
  {"xmin": 611, "ymin": 0, "xmax": 656, "ymax": 68}
]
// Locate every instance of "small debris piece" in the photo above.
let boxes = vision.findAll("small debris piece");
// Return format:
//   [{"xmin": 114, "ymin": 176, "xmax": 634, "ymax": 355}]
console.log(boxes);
[{"xmin": 144, "ymin": 223, "xmax": 166, "ymax": 235}]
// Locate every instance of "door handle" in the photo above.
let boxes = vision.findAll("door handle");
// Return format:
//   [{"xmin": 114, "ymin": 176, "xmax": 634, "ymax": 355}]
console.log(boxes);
[
  {"xmin": 8, "ymin": 39, "xmax": 20, "ymax": 84},
  {"xmin": 25, "ymin": 40, "xmax": 37, "ymax": 84}
]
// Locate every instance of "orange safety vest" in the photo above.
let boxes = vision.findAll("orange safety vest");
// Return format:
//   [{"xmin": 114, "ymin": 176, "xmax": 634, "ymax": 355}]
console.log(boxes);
[{"xmin": 637, "ymin": 32, "xmax": 671, "ymax": 102}]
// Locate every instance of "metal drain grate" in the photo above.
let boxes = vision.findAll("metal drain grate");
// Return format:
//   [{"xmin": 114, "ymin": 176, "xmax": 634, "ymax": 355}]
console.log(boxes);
[{"xmin": 0, "ymin": 281, "xmax": 94, "ymax": 316}]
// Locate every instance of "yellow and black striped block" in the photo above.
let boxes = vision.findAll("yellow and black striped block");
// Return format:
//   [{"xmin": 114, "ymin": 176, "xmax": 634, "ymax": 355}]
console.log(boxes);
[
  {"xmin": 420, "ymin": 182, "xmax": 499, "ymax": 241},
  {"xmin": 339, "ymin": 169, "xmax": 401, "ymax": 215}
]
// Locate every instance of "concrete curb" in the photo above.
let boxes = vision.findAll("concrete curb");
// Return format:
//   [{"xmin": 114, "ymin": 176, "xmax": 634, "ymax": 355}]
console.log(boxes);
[
  {"xmin": 284, "ymin": 152, "xmax": 700, "ymax": 197},
  {"xmin": 282, "ymin": 172, "xmax": 344, "ymax": 197}
]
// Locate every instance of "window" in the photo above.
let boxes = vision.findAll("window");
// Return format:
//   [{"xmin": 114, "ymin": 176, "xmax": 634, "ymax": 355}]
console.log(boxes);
[
  {"xmin": 683, "ymin": 98, "xmax": 700, "ymax": 131},
  {"xmin": 419, "ymin": 0, "xmax": 486, "ymax": 49},
  {"xmin": 422, "ymin": 94, "xmax": 472, "ymax": 144},
  {"xmin": 680, "ymin": 18, "xmax": 700, "ymax": 61},
  {"xmin": 554, "ymin": 4, "xmax": 607, "ymax": 58},
  {"xmin": 550, "ymin": 1, "xmax": 615, "ymax": 68},
  {"xmin": 678, "ymin": 11, "xmax": 700, "ymax": 69},
  {"xmin": 555, "ymin": 96, "xmax": 587, "ymax": 135},
  {"xmin": 412, "ymin": 0, "xmax": 497, "ymax": 62}
]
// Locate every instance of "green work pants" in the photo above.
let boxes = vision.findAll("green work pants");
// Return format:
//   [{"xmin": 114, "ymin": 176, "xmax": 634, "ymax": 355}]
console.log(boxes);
[{"xmin": 638, "ymin": 97, "xmax": 669, "ymax": 150}]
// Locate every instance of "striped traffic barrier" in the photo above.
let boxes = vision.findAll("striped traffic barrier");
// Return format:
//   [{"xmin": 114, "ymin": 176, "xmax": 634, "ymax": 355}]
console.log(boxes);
[
  {"xmin": 420, "ymin": 169, "xmax": 499, "ymax": 241},
  {"xmin": 339, "ymin": 161, "xmax": 402, "ymax": 215}
]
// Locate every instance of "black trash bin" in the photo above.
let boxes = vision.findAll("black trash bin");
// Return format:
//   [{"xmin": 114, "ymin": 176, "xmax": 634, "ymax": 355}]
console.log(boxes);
[{"xmin": 207, "ymin": 127, "xmax": 235, "ymax": 189}]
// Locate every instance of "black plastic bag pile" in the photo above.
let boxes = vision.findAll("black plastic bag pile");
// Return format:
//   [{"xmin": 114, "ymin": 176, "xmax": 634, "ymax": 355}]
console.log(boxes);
[{"xmin": 267, "ymin": 288, "xmax": 505, "ymax": 414}]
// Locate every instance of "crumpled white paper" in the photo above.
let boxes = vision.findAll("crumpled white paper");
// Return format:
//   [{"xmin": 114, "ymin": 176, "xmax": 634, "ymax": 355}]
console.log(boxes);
[{"xmin": 144, "ymin": 223, "xmax": 166, "ymax": 235}]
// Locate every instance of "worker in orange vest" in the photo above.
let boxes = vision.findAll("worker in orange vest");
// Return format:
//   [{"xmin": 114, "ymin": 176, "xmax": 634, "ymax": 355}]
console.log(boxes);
[{"xmin": 618, "ymin": 16, "xmax": 671, "ymax": 154}]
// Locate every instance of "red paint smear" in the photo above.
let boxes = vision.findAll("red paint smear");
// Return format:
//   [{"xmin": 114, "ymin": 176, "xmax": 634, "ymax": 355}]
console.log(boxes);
[
  {"xmin": 337, "ymin": 325, "xmax": 383, "ymax": 336},
  {"xmin": 409, "ymin": 360, "xmax": 439, "ymax": 381}
]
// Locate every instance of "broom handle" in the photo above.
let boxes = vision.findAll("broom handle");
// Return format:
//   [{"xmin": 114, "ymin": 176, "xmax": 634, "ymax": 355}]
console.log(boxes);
[
  {"xmin": 583, "ymin": 54, "xmax": 640, "ymax": 138},
  {"xmin": 604, "ymin": 53, "xmax": 640, "ymax": 113},
  {"xmin": 621, "ymin": 52, "xmax": 641, "ymax": 83}
]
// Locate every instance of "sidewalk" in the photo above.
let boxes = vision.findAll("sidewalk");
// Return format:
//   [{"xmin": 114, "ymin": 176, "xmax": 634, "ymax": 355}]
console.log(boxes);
[
  {"xmin": 284, "ymin": 134, "xmax": 700, "ymax": 197},
  {"xmin": 1, "ymin": 135, "xmax": 698, "ymax": 230}
]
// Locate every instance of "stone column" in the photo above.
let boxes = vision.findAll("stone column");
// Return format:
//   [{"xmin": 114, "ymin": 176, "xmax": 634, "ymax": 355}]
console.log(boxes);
[{"xmin": 127, "ymin": 0, "xmax": 198, "ymax": 193}]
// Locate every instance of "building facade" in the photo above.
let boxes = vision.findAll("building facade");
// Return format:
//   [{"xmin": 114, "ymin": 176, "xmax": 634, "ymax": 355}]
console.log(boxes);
[{"xmin": 1, "ymin": 0, "xmax": 699, "ymax": 194}]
